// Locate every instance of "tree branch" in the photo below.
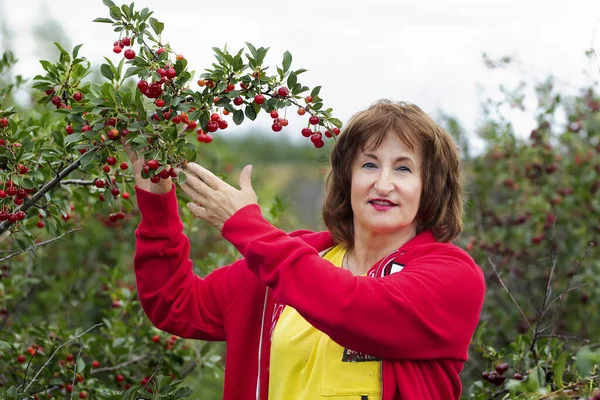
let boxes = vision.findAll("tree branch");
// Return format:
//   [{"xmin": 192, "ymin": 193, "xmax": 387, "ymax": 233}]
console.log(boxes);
[
  {"xmin": 90, "ymin": 355, "xmax": 148, "ymax": 374},
  {"xmin": 489, "ymin": 257, "xmax": 532, "ymax": 332},
  {"xmin": 0, "ymin": 228, "xmax": 80, "ymax": 263}
]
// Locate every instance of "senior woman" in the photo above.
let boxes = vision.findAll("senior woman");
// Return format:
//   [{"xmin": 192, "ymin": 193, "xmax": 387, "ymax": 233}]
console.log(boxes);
[{"xmin": 129, "ymin": 100, "xmax": 486, "ymax": 400}]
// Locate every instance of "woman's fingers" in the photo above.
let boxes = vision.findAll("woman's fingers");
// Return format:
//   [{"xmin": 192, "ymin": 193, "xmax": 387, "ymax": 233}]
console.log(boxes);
[
  {"xmin": 179, "ymin": 182, "xmax": 209, "ymax": 206},
  {"xmin": 183, "ymin": 162, "xmax": 225, "ymax": 190}
]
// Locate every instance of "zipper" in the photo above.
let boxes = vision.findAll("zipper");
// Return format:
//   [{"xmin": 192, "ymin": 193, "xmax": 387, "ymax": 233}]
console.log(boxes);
[
  {"xmin": 255, "ymin": 287, "xmax": 269, "ymax": 400},
  {"xmin": 374, "ymin": 250, "xmax": 399, "ymax": 277}
]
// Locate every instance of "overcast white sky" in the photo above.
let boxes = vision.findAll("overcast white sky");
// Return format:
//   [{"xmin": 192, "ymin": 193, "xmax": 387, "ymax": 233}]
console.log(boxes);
[{"xmin": 2, "ymin": 0, "xmax": 600, "ymax": 153}]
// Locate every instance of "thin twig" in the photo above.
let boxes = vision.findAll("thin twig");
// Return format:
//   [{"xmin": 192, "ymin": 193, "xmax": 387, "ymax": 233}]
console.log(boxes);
[
  {"xmin": 489, "ymin": 257, "xmax": 532, "ymax": 332},
  {"xmin": 143, "ymin": 356, "xmax": 163, "ymax": 392},
  {"xmin": 551, "ymin": 242, "xmax": 593, "ymax": 336},
  {"xmin": 590, "ymin": 18, "xmax": 600, "ymax": 75},
  {"xmin": 538, "ymin": 374, "xmax": 599, "ymax": 399},
  {"xmin": 23, "ymin": 323, "xmax": 102, "ymax": 393},
  {"xmin": 0, "ymin": 228, "xmax": 80, "ymax": 263},
  {"xmin": 90, "ymin": 355, "xmax": 148, "ymax": 374},
  {"xmin": 69, "ymin": 342, "xmax": 84, "ymax": 400}
]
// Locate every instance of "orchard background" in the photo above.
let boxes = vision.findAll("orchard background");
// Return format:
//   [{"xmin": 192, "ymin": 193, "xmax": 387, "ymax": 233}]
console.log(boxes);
[{"xmin": 1, "ymin": 1, "xmax": 600, "ymax": 399}]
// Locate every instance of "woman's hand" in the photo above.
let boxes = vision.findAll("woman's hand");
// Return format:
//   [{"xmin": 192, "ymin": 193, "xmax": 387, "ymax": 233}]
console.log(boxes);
[
  {"xmin": 175, "ymin": 162, "xmax": 257, "ymax": 232},
  {"xmin": 121, "ymin": 137, "xmax": 172, "ymax": 194}
]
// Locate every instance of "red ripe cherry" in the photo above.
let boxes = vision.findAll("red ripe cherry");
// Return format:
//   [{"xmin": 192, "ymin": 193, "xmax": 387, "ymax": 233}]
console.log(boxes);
[
  {"xmin": 157, "ymin": 68, "xmax": 167, "ymax": 77},
  {"xmin": 120, "ymin": 162, "xmax": 129, "ymax": 170},
  {"xmin": 120, "ymin": 128, "xmax": 129, "ymax": 137},
  {"xmin": 0, "ymin": 118, "xmax": 7, "ymax": 128},
  {"xmin": 121, "ymin": 37, "xmax": 131, "ymax": 46},
  {"xmin": 150, "ymin": 175, "xmax": 161, "ymax": 184},
  {"xmin": 270, "ymin": 110, "xmax": 279, "ymax": 119},
  {"xmin": 254, "ymin": 94, "xmax": 265, "ymax": 104},
  {"xmin": 333, "ymin": 127, "xmax": 340, "ymax": 135},
  {"xmin": 166, "ymin": 68, "xmax": 177, "ymax": 79},
  {"xmin": 92, "ymin": 360, "xmax": 100, "ymax": 369},
  {"xmin": 207, "ymin": 121, "xmax": 219, "ymax": 132},
  {"xmin": 62, "ymin": 213, "xmax": 70, "ymax": 221},
  {"xmin": 324, "ymin": 130, "xmax": 332, "ymax": 138},
  {"xmin": 297, "ymin": 107, "xmax": 306, "ymax": 116},
  {"xmin": 309, "ymin": 115, "xmax": 320, "ymax": 125},
  {"xmin": 94, "ymin": 180, "xmax": 105, "ymax": 188},
  {"xmin": 168, "ymin": 167, "xmax": 177, "ymax": 178},
  {"xmin": 66, "ymin": 354, "xmax": 74, "ymax": 362},
  {"xmin": 102, "ymin": 165, "xmax": 111, "ymax": 173},
  {"xmin": 172, "ymin": 116, "xmax": 181, "ymax": 124},
  {"xmin": 218, "ymin": 120, "xmax": 228, "ymax": 130},
  {"xmin": 7, "ymin": 214, "xmax": 18, "ymax": 224},
  {"xmin": 272, "ymin": 123, "xmax": 282, "ymax": 132},
  {"xmin": 0, "ymin": 212, "xmax": 8, "ymax": 220},
  {"xmin": 51, "ymin": 95, "xmax": 61, "ymax": 106},
  {"xmin": 301, "ymin": 128, "xmax": 312, "ymax": 137},
  {"xmin": 147, "ymin": 160, "xmax": 160, "ymax": 170},
  {"xmin": 204, "ymin": 134, "xmax": 213, "ymax": 143},
  {"xmin": 152, "ymin": 335, "xmax": 160, "ymax": 343},
  {"xmin": 115, "ymin": 374, "xmax": 125, "ymax": 383},
  {"xmin": 45, "ymin": 88, "xmax": 55, "ymax": 96},
  {"xmin": 314, "ymin": 139, "xmax": 324, "ymax": 148},
  {"xmin": 82, "ymin": 125, "xmax": 92, "ymax": 133},
  {"xmin": 124, "ymin": 49, "xmax": 135, "ymax": 59},
  {"xmin": 79, "ymin": 392, "xmax": 88, "ymax": 399},
  {"xmin": 116, "ymin": 211, "xmax": 125, "ymax": 219},
  {"xmin": 122, "ymin": 192, "xmax": 130, "ymax": 200},
  {"xmin": 305, "ymin": 95, "xmax": 313, "ymax": 103},
  {"xmin": 113, "ymin": 45, "xmax": 122, "ymax": 54},
  {"xmin": 210, "ymin": 113, "xmax": 220, "ymax": 122},
  {"xmin": 0, "ymin": 190, "xmax": 6, "ymax": 198},
  {"xmin": 186, "ymin": 121, "xmax": 198, "ymax": 131},
  {"xmin": 311, "ymin": 132, "xmax": 323, "ymax": 143},
  {"xmin": 15, "ymin": 211, "xmax": 25, "ymax": 220},
  {"xmin": 158, "ymin": 169, "xmax": 170, "ymax": 179},
  {"xmin": 18, "ymin": 164, "xmax": 29, "ymax": 174},
  {"xmin": 7, "ymin": 187, "xmax": 17, "ymax": 196},
  {"xmin": 106, "ymin": 156, "xmax": 117, "ymax": 166},
  {"xmin": 73, "ymin": 92, "xmax": 83, "ymax": 102},
  {"xmin": 226, "ymin": 83, "xmax": 235, "ymax": 92},
  {"xmin": 137, "ymin": 80, "xmax": 149, "ymax": 93},
  {"xmin": 14, "ymin": 198, "xmax": 24, "ymax": 206},
  {"xmin": 234, "ymin": 97, "xmax": 244, "ymax": 106},
  {"xmin": 155, "ymin": 99, "xmax": 165, "ymax": 107},
  {"xmin": 280, "ymin": 118, "xmax": 289, "ymax": 127},
  {"xmin": 157, "ymin": 47, "xmax": 166, "ymax": 55},
  {"xmin": 17, "ymin": 355, "xmax": 26, "ymax": 363},
  {"xmin": 107, "ymin": 128, "xmax": 119, "ymax": 140},
  {"xmin": 65, "ymin": 384, "xmax": 73, "ymax": 393},
  {"xmin": 106, "ymin": 118, "xmax": 117, "ymax": 126},
  {"xmin": 37, "ymin": 221, "xmax": 45, "ymax": 228},
  {"xmin": 277, "ymin": 87, "xmax": 289, "ymax": 97}
]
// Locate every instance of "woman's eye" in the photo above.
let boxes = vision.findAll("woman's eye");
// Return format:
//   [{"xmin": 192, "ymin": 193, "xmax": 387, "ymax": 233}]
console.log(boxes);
[
  {"xmin": 397, "ymin": 166, "xmax": 412, "ymax": 172},
  {"xmin": 362, "ymin": 162, "xmax": 377, "ymax": 169}
]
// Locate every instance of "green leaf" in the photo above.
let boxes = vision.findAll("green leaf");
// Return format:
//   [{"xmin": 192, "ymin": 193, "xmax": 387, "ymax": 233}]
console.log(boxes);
[
  {"xmin": 282, "ymin": 51, "xmax": 292, "ymax": 72},
  {"xmin": 178, "ymin": 172, "xmax": 187, "ymax": 185},
  {"xmin": 0, "ymin": 340, "xmax": 12, "ymax": 349},
  {"xmin": 149, "ymin": 17, "xmax": 164, "ymax": 36},
  {"xmin": 77, "ymin": 358, "xmax": 86, "ymax": 373},
  {"xmin": 245, "ymin": 104, "xmax": 257, "ymax": 121},
  {"xmin": 102, "ymin": 0, "xmax": 116, "ymax": 7},
  {"xmin": 109, "ymin": 6, "xmax": 122, "ymax": 20},
  {"xmin": 100, "ymin": 64, "xmax": 114, "ymax": 81},
  {"xmin": 233, "ymin": 110, "xmax": 244, "ymax": 125},
  {"xmin": 329, "ymin": 117, "xmax": 343, "ymax": 129},
  {"xmin": 79, "ymin": 150, "xmax": 96, "ymax": 167},
  {"xmin": 310, "ymin": 85, "xmax": 321, "ymax": 98},
  {"xmin": 553, "ymin": 351, "xmax": 568, "ymax": 388},
  {"xmin": 245, "ymin": 42, "xmax": 258, "ymax": 60},
  {"xmin": 287, "ymin": 71, "xmax": 297, "ymax": 89},
  {"xmin": 93, "ymin": 17, "xmax": 114, "ymax": 23}
]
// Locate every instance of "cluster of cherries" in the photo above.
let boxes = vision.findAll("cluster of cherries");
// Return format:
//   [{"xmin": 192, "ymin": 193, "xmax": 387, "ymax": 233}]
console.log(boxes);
[
  {"xmin": 481, "ymin": 363, "xmax": 523, "ymax": 386},
  {"xmin": 46, "ymin": 88, "xmax": 84, "ymax": 110},
  {"xmin": 112, "ymin": 36, "xmax": 136, "ymax": 60},
  {"xmin": 0, "ymin": 180, "xmax": 34, "ymax": 224},
  {"xmin": 136, "ymin": 48, "xmax": 182, "ymax": 99}
]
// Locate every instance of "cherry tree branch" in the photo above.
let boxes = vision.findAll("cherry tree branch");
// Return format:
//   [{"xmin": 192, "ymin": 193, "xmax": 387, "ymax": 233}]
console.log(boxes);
[
  {"xmin": 0, "ymin": 228, "xmax": 80, "ymax": 263},
  {"xmin": 90, "ymin": 355, "xmax": 148, "ymax": 374},
  {"xmin": 22, "ymin": 323, "xmax": 102, "ymax": 393},
  {"xmin": 0, "ymin": 149, "xmax": 99, "ymax": 235},
  {"xmin": 489, "ymin": 257, "xmax": 532, "ymax": 332}
]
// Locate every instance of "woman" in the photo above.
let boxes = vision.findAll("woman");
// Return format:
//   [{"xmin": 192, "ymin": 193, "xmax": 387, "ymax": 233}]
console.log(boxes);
[{"xmin": 129, "ymin": 100, "xmax": 486, "ymax": 400}]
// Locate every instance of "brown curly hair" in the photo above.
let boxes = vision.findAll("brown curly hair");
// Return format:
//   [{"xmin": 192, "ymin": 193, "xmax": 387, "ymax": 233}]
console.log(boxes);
[{"xmin": 322, "ymin": 99, "xmax": 463, "ymax": 251}]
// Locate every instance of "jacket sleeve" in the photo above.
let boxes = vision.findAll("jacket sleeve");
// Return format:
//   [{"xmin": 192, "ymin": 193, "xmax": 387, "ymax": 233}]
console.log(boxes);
[
  {"xmin": 222, "ymin": 204, "xmax": 486, "ymax": 361},
  {"xmin": 133, "ymin": 184, "xmax": 242, "ymax": 341}
]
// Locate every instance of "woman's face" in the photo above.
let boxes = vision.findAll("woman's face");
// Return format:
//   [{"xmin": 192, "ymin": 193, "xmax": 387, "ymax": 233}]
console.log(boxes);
[{"xmin": 350, "ymin": 132, "xmax": 422, "ymax": 238}]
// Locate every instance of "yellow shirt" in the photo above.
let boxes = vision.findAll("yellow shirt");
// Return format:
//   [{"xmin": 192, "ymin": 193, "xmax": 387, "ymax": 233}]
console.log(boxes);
[{"xmin": 269, "ymin": 244, "xmax": 382, "ymax": 399}]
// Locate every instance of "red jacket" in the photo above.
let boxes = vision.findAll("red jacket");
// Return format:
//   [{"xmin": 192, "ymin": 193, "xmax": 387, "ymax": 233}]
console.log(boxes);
[{"xmin": 133, "ymin": 186, "xmax": 485, "ymax": 400}]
